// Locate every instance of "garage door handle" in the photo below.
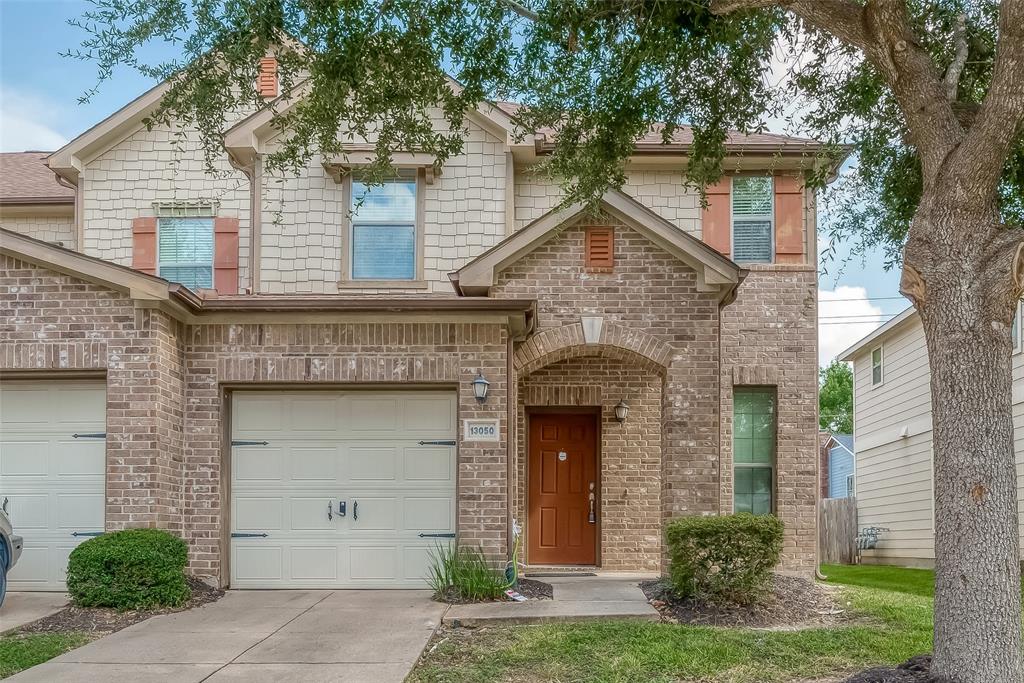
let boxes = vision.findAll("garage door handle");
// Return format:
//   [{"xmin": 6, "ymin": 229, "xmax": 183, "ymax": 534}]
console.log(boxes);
[
  {"xmin": 418, "ymin": 440, "xmax": 456, "ymax": 446},
  {"xmin": 231, "ymin": 440, "xmax": 269, "ymax": 446},
  {"xmin": 231, "ymin": 532, "xmax": 268, "ymax": 538},
  {"xmin": 418, "ymin": 533, "xmax": 456, "ymax": 538},
  {"xmin": 71, "ymin": 531, "xmax": 104, "ymax": 537},
  {"xmin": 72, "ymin": 433, "xmax": 106, "ymax": 439},
  {"xmin": 352, "ymin": 500, "xmax": 358, "ymax": 521}
]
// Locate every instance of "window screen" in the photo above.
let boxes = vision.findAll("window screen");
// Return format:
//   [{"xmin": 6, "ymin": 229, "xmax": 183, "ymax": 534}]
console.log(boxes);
[
  {"xmin": 158, "ymin": 217, "xmax": 214, "ymax": 290},
  {"xmin": 350, "ymin": 179, "xmax": 416, "ymax": 280},
  {"xmin": 734, "ymin": 388, "xmax": 775, "ymax": 515},
  {"xmin": 732, "ymin": 176, "xmax": 773, "ymax": 263}
]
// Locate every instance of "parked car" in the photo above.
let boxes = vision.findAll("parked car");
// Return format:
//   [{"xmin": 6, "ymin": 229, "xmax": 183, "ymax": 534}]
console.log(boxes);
[{"xmin": 1, "ymin": 502, "xmax": 24, "ymax": 607}]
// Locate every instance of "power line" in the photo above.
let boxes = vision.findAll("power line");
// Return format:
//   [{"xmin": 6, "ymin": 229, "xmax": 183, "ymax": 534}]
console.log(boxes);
[{"xmin": 819, "ymin": 313, "xmax": 897, "ymax": 320}]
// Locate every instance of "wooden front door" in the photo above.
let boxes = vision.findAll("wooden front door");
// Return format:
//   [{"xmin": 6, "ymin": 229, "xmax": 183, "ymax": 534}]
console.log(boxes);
[{"xmin": 527, "ymin": 413, "xmax": 598, "ymax": 565}]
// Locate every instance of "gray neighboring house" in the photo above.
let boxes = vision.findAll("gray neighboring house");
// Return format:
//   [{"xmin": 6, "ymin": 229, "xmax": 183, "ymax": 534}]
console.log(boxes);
[{"xmin": 839, "ymin": 306, "xmax": 1024, "ymax": 568}]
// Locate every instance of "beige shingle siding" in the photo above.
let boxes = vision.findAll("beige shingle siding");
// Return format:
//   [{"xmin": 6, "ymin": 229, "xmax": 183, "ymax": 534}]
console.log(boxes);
[
  {"xmin": 80, "ymin": 115, "xmax": 252, "ymax": 291},
  {"xmin": 258, "ymin": 113, "xmax": 508, "ymax": 294},
  {"xmin": 513, "ymin": 169, "xmax": 702, "ymax": 238},
  {"xmin": 0, "ymin": 214, "xmax": 76, "ymax": 248}
]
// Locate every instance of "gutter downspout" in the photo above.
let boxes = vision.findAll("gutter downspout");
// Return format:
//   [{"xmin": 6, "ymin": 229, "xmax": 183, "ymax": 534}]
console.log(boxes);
[{"xmin": 53, "ymin": 173, "xmax": 81, "ymax": 251}]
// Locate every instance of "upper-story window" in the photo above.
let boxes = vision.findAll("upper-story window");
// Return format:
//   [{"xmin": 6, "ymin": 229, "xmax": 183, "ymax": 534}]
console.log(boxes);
[
  {"xmin": 871, "ymin": 345, "xmax": 884, "ymax": 386},
  {"xmin": 731, "ymin": 176, "xmax": 774, "ymax": 263},
  {"xmin": 350, "ymin": 178, "xmax": 417, "ymax": 280},
  {"xmin": 158, "ymin": 216, "xmax": 214, "ymax": 290}
]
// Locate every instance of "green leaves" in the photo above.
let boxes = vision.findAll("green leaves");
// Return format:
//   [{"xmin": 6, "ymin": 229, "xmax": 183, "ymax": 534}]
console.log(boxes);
[
  {"xmin": 819, "ymin": 359, "xmax": 853, "ymax": 434},
  {"xmin": 66, "ymin": 0, "xmax": 1022, "ymax": 251}
]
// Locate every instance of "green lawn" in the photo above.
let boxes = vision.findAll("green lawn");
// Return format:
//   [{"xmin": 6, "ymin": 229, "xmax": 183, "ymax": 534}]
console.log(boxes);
[
  {"xmin": 0, "ymin": 632, "xmax": 95, "ymax": 679},
  {"xmin": 821, "ymin": 563, "xmax": 935, "ymax": 597},
  {"xmin": 411, "ymin": 566, "xmax": 935, "ymax": 683}
]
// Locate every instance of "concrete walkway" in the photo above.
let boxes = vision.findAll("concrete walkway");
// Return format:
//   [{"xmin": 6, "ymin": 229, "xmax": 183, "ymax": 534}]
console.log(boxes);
[
  {"xmin": 1, "ymin": 593, "xmax": 69, "ymax": 633},
  {"xmin": 443, "ymin": 573, "xmax": 660, "ymax": 626},
  {"xmin": 9, "ymin": 590, "xmax": 445, "ymax": 683}
]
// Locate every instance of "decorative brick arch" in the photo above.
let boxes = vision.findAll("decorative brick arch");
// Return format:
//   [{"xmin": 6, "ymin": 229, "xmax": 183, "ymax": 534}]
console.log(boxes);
[{"xmin": 514, "ymin": 321, "xmax": 674, "ymax": 377}]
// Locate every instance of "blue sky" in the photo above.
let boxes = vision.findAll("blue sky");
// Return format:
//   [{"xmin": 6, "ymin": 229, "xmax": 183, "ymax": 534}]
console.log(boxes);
[{"xmin": 0, "ymin": 0, "xmax": 906, "ymax": 364}]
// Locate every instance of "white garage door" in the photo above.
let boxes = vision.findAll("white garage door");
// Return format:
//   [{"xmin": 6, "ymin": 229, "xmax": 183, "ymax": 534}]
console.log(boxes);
[
  {"xmin": 0, "ymin": 381, "xmax": 106, "ymax": 591},
  {"xmin": 231, "ymin": 391, "xmax": 457, "ymax": 589}
]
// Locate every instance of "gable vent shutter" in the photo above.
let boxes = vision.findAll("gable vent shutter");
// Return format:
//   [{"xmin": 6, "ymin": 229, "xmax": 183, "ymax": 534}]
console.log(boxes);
[
  {"xmin": 258, "ymin": 57, "xmax": 278, "ymax": 98},
  {"xmin": 585, "ymin": 227, "xmax": 615, "ymax": 271}
]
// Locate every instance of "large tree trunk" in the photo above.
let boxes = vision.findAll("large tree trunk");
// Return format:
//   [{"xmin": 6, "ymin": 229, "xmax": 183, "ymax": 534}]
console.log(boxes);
[{"xmin": 908, "ymin": 206, "xmax": 1023, "ymax": 683}]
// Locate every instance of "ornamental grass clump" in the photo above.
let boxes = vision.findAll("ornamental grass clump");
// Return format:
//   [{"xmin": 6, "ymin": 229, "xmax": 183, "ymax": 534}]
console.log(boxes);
[
  {"xmin": 426, "ymin": 543, "xmax": 507, "ymax": 602},
  {"xmin": 66, "ymin": 529, "xmax": 190, "ymax": 610},
  {"xmin": 665, "ymin": 513, "xmax": 784, "ymax": 605}
]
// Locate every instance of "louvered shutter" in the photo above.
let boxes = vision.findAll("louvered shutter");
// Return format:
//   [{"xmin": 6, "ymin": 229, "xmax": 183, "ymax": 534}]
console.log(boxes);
[
  {"xmin": 258, "ymin": 57, "xmax": 278, "ymax": 98},
  {"xmin": 132, "ymin": 217, "xmax": 158, "ymax": 275},
  {"xmin": 585, "ymin": 227, "xmax": 614, "ymax": 271},
  {"xmin": 701, "ymin": 179, "xmax": 731, "ymax": 255},
  {"xmin": 214, "ymin": 217, "xmax": 240, "ymax": 294},
  {"xmin": 774, "ymin": 175, "xmax": 804, "ymax": 263}
]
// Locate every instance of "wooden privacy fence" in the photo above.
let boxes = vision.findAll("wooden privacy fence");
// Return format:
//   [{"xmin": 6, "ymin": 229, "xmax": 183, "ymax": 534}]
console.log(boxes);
[{"xmin": 819, "ymin": 497, "xmax": 858, "ymax": 564}]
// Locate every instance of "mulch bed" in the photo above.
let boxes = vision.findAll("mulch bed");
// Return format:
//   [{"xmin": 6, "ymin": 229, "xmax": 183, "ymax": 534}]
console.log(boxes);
[
  {"xmin": 515, "ymin": 578, "xmax": 553, "ymax": 600},
  {"xmin": 17, "ymin": 576, "xmax": 224, "ymax": 636},
  {"xmin": 641, "ymin": 573, "xmax": 847, "ymax": 629},
  {"xmin": 843, "ymin": 655, "xmax": 947, "ymax": 683},
  {"xmin": 433, "ymin": 577, "xmax": 553, "ymax": 604}
]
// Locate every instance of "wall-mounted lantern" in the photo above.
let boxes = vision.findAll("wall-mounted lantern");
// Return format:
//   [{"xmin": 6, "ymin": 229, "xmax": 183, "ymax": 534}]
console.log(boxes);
[
  {"xmin": 614, "ymin": 400, "xmax": 629, "ymax": 423},
  {"xmin": 472, "ymin": 370, "xmax": 490, "ymax": 403}
]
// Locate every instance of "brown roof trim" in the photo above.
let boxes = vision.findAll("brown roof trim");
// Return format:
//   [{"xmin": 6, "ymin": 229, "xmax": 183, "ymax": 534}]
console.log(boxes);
[{"xmin": 170, "ymin": 290, "xmax": 537, "ymax": 315}]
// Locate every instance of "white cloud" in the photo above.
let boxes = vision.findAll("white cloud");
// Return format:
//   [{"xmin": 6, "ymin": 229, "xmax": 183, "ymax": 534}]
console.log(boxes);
[
  {"xmin": 0, "ymin": 88, "xmax": 68, "ymax": 152},
  {"xmin": 818, "ymin": 286, "xmax": 888, "ymax": 367}
]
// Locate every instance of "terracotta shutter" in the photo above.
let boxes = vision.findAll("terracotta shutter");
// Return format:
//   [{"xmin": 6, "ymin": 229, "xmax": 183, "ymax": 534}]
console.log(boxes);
[
  {"xmin": 774, "ymin": 175, "xmax": 804, "ymax": 264},
  {"xmin": 214, "ymin": 217, "xmax": 240, "ymax": 294},
  {"xmin": 257, "ymin": 57, "xmax": 278, "ymax": 98},
  {"xmin": 702, "ymin": 178, "xmax": 731, "ymax": 256},
  {"xmin": 585, "ymin": 227, "xmax": 615, "ymax": 271},
  {"xmin": 132, "ymin": 217, "xmax": 158, "ymax": 275}
]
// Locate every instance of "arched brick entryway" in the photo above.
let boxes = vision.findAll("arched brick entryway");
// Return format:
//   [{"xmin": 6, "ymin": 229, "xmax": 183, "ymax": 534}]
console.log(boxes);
[{"xmin": 514, "ymin": 321, "xmax": 673, "ymax": 377}]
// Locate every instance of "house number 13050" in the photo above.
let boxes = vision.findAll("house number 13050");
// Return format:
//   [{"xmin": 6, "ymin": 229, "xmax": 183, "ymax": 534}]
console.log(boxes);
[{"xmin": 463, "ymin": 419, "xmax": 500, "ymax": 442}]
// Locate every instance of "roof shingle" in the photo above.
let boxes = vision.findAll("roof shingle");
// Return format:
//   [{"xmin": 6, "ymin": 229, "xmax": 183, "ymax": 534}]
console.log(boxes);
[{"xmin": 0, "ymin": 152, "xmax": 75, "ymax": 203}]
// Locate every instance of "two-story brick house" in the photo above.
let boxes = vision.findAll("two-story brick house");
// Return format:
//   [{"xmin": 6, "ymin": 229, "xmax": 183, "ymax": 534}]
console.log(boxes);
[{"xmin": 0, "ymin": 66, "xmax": 827, "ymax": 591}]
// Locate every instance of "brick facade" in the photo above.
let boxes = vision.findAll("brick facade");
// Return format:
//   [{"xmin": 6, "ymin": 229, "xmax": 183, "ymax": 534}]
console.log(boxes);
[
  {"xmin": 491, "ymin": 217, "xmax": 818, "ymax": 573},
  {"xmin": 0, "ymin": 255, "xmax": 512, "ymax": 582}
]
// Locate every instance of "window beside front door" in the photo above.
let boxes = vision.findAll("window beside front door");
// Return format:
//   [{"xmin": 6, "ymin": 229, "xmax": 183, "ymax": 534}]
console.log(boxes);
[
  {"xmin": 158, "ymin": 216, "xmax": 214, "ymax": 289},
  {"xmin": 349, "ymin": 178, "xmax": 417, "ymax": 280},
  {"xmin": 733, "ymin": 388, "xmax": 776, "ymax": 515},
  {"xmin": 731, "ymin": 176, "xmax": 774, "ymax": 263}
]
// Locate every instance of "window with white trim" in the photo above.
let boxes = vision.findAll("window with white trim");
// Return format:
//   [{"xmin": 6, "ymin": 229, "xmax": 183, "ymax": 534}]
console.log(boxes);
[
  {"xmin": 158, "ymin": 216, "xmax": 214, "ymax": 290},
  {"xmin": 733, "ymin": 388, "xmax": 775, "ymax": 515},
  {"xmin": 731, "ymin": 176, "xmax": 773, "ymax": 263},
  {"xmin": 350, "ymin": 178, "xmax": 417, "ymax": 280},
  {"xmin": 871, "ymin": 346, "xmax": 883, "ymax": 386}
]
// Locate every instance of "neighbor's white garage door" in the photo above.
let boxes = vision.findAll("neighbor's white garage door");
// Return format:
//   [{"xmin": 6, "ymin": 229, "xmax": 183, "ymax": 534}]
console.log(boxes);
[
  {"xmin": 0, "ymin": 381, "xmax": 106, "ymax": 591},
  {"xmin": 230, "ymin": 391, "xmax": 457, "ymax": 589}
]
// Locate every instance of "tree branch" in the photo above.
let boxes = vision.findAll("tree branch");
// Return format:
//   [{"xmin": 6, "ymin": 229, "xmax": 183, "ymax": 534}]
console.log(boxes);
[
  {"xmin": 710, "ymin": 0, "xmax": 871, "ymax": 52},
  {"xmin": 955, "ymin": 0, "xmax": 1024, "ymax": 195},
  {"xmin": 943, "ymin": 14, "xmax": 969, "ymax": 101},
  {"xmin": 498, "ymin": 0, "xmax": 540, "ymax": 23}
]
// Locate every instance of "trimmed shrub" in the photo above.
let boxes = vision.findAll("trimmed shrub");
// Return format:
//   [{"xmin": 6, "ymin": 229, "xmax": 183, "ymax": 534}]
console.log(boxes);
[
  {"xmin": 426, "ymin": 543, "xmax": 508, "ymax": 602},
  {"xmin": 665, "ymin": 513, "xmax": 784, "ymax": 604},
  {"xmin": 66, "ymin": 529, "xmax": 190, "ymax": 610}
]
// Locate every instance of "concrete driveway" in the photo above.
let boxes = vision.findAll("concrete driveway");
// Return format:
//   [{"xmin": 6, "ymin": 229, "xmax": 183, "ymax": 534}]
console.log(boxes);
[
  {"xmin": 8, "ymin": 590, "xmax": 445, "ymax": 683},
  {"xmin": 1, "ymin": 593, "xmax": 69, "ymax": 633}
]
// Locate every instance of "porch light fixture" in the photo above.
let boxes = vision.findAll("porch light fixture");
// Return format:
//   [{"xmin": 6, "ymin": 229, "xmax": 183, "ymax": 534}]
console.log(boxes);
[
  {"xmin": 614, "ymin": 400, "xmax": 629, "ymax": 423},
  {"xmin": 472, "ymin": 370, "xmax": 490, "ymax": 403}
]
